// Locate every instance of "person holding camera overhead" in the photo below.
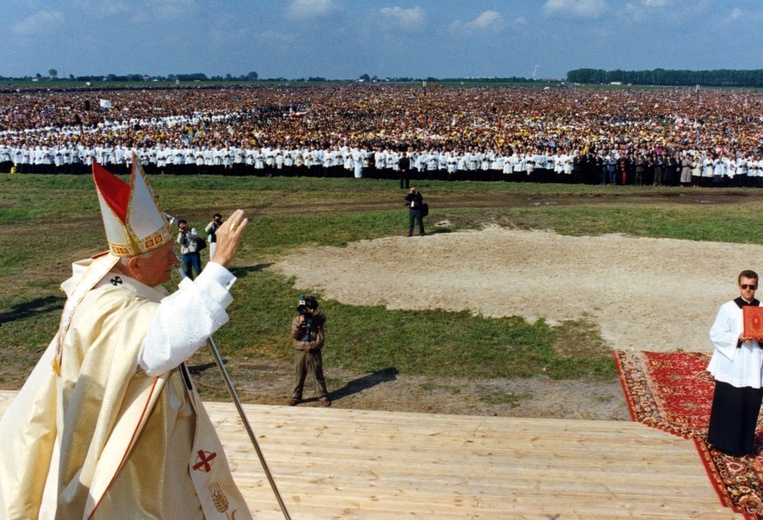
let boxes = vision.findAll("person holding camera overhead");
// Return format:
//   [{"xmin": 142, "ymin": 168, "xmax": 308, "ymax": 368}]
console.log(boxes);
[
  {"xmin": 289, "ymin": 296, "xmax": 331, "ymax": 407},
  {"xmin": 405, "ymin": 187, "xmax": 426, "ymax": 237},
  {"xmin": 177, "ymin": 219, "xmax": 202, "ymax": 280}
]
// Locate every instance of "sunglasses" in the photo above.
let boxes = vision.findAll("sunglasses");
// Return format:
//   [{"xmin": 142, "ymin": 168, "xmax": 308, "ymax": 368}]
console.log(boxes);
[{"xmin": 741, "ymin": 284, "xmax": 757, "ymax": 290}]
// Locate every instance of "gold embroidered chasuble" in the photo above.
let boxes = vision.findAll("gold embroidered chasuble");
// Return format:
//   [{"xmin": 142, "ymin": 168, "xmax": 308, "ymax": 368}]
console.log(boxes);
[{"xmin": 0, "ymin": 256, "xmax": 251, "ymax": 519}]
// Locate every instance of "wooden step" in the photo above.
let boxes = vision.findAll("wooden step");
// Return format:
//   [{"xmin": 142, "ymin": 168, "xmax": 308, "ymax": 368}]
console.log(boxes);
[{"xmin": 0, "ymin": 390, "xmax": 741, "ymax": 519}]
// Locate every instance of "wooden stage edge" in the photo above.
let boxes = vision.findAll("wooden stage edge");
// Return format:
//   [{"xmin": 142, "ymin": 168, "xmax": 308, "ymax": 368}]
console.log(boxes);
[{"xmin": 0, "ymin": 390, "xmax": 742, "ymax": 519}]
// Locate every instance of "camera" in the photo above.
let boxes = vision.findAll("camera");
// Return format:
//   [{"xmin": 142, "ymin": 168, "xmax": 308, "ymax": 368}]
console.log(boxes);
[
  {"xmin": 297, "ymin": 295, "xmax": 318, "ymax": 315},
  {"xmin": 297, "ymin": 295, "xmax": 308, "ymax": 315}
]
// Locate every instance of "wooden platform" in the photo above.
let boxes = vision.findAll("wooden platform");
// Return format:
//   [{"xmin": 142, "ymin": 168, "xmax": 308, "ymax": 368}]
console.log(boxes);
[{"xmin": 0, "ymin": 390, "xmax": 741, "ymax": 519}]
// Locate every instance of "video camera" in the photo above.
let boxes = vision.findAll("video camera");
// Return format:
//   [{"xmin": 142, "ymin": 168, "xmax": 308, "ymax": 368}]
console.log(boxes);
[{"xmin": 297, "ymin": 295, "xmax": 318, "ymax": 315}]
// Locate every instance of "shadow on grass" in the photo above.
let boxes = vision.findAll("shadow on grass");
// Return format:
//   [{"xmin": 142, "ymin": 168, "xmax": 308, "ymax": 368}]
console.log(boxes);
[
  {"xmin": 187, "ymin": 361, "xmax": 218, "ymax": 375},
  {"xmin": 229, "ymin": 263, "xmax": 274, "ymax": 278},
  {"xmin": 324, "ymin": 367, "xmax": 399, "ymax": 403},
  {"xmin": 0, "ymin": 295, "xmax": 63, "ymax": 325}
]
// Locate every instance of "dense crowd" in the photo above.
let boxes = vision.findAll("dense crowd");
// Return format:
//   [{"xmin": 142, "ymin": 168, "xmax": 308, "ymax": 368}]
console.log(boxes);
[{"xmin": 1, "ymin": 84, "xmax": 762, "ymax": 186}]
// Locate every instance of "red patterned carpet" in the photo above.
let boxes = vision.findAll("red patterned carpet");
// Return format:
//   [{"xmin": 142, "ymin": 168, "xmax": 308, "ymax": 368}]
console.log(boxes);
[{"xmin": 615, "ymin": 350, "xmax": 763, "ymax": 519}]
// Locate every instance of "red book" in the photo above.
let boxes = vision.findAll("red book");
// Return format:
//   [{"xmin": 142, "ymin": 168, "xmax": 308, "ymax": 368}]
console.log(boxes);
[{"xmin": 743, "ymin": 306, "xmax": 763, "ymax": 340}]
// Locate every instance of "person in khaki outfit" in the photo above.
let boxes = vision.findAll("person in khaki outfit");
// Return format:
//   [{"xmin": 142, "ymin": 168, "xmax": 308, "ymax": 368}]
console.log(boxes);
[{"xmin": 289, "ymin": 296, "xmax": 331, "ymax": 407}]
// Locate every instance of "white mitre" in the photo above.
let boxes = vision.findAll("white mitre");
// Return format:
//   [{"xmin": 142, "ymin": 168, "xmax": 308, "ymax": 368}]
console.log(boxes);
[
  {"xmin": 92, "ymin": 155, "xmax": 172, "ymax": 257},
  {"xmin": 52, "ymin": 158, "xmax": 173, "ymax": 375}
]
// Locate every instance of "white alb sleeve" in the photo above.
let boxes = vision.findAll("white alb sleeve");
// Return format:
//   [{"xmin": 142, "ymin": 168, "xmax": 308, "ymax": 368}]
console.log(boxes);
[
  {"xmin": 709, "ymin": 303, "xmax": 742, "ymax": 362},
  {"xmin": 139, "ymin": 262, "xmax": 237, "ymax": 376}
]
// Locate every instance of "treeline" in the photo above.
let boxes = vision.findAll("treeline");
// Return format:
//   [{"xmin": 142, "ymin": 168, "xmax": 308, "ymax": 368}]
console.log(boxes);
[
  {"xmin": 567, "ymin": 68, "xmax": 763, "ymax": 87},
  {"xmin": 10, "ymin": 68, "xmax": 763, "ymax": 87},
  {"xmin": 0, "ymin": 72, "xmax": 261, "ymax": 83},
  {"xmin": 438, "ymin": 76, "xmax": 537, "ymax": 84},
  {"xmin": 4, "ymin": 72, "xmax": 543, "ymax": 85}
]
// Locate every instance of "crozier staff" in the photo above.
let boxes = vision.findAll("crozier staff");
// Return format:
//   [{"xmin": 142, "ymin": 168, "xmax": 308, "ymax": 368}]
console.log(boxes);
[
  {"xmin": 707, "ymin": 269, "xmax": 763, "ymax": 457},
  {"xmin": 0, "ymin": 156, "xmax": 252, "ymax": 519}
]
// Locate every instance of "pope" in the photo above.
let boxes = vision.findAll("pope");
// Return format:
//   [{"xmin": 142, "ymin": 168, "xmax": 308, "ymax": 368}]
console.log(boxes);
[{"xmin": 0, "ymin": 156, "xmax": 252, "ymax": 519}]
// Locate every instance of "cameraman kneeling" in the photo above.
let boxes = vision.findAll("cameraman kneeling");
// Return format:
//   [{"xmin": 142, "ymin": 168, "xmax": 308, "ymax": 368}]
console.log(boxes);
[{"xmin": 289, "ymin": 296, "xmax": 331, "ymax": 407}]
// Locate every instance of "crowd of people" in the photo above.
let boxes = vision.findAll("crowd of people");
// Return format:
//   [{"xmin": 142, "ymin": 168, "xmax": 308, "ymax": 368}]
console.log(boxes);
[{"xmin": 1, "ymin": 84, "xmax": 762, "ymax": 186}]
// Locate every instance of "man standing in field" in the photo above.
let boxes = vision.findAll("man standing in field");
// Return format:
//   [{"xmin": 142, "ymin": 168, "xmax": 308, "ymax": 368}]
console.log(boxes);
[
  {"xmin": 289, "ymin": 296, "xmax": 331, "ymax": 407},
  {"xmin": 205, "ymin": 212, "xmax": 224, "ymax": 260},
  {"xmin": 0, "ymin": 157, "xmax": 252, "ymax": 518},
  {"xmin": 398, "ymin": 148, "xmax": 411, "ymax": 189},
  {"xmin": 177, "ymin": 218, "xmax": 203, "ymax": 279},
  {"xmin": 405, "ymin": 187, "xmax": 426, "ymax": 237}
]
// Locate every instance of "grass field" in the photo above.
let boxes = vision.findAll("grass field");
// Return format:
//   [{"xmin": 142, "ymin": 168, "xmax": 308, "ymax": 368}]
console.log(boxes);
[{"xmin": 2, "ymin": 173, "xmax": 760, "ymax": 387}]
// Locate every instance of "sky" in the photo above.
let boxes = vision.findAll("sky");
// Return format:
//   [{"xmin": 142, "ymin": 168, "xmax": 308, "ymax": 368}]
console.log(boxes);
[{"xmin": 3, "ymin": 0, "xmax": 762, "ymax": 81}]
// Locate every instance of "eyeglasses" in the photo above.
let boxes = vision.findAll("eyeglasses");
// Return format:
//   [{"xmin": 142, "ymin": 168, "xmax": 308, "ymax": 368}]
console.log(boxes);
[{"xmin": 741, "ymin": 284, "xmax": 757, "ymax": 290}]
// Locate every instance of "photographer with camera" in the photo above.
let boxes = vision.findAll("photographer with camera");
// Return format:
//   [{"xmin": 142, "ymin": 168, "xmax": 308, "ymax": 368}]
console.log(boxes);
[
  {"xmin": 289, "ymin": 296, "xmax": 331, "ymax": 407},
  {"xmin": 405, "ymin": 187, "xmax": 426, "ymax": 237},
  {"xmin": 204, "ymin": 213, "xmax": 223, "ymax": 260},
  {"xmin": 176, "ymin": 219, "xmax": 202, "ymax": 280}
]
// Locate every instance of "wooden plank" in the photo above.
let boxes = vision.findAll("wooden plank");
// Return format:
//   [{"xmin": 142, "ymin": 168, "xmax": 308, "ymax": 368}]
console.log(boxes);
[{"xmin": 0, "ymin": 390, "xmax": 741, "ymax": 519}]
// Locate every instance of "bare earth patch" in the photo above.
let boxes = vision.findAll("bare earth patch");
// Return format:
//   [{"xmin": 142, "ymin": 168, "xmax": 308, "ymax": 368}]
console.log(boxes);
[
  {"xmin": 274, "ymin": 226, "xmax": 762, "ymax": 353},
  {"xmin": 233, "ymin": 227, "xmax": 763, "ymax": 420}
]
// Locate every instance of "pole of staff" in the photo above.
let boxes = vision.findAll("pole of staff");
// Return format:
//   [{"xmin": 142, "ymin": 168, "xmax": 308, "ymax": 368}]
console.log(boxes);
[
  {"xmin": 204, "ymin": 333, "xmax": 292, "ymax": 520},
  {"xmin": 169, "ymin": 215, "xmax": 291, "ymax": 520}
]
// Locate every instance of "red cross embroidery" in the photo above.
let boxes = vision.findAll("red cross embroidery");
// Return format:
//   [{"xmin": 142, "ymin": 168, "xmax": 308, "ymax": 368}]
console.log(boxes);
[{"xmin": 193, "ymin": 450, "xmax": 217, "ymax": 472}]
